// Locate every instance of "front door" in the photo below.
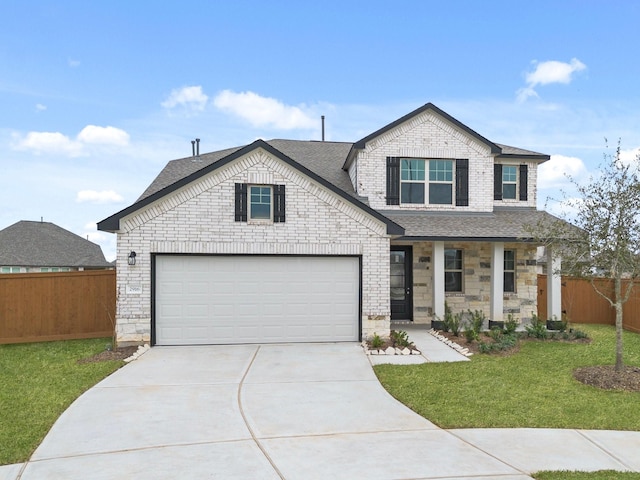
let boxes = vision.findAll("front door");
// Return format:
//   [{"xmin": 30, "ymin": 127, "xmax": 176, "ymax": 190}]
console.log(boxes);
[{"xmin": 390, "ymin": 246, "xmax": 413, "ymax": 320}]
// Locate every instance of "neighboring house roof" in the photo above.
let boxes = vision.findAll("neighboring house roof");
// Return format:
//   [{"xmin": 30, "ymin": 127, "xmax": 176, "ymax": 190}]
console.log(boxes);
[
  {"xmin": 0, "ymin": 221, "xmax": 111, "ymax": 268},
  {"xmin": 381, "ymin": 208, "xmax": 564, "ymax": 241},
  {"xmin": 98, "ymin": 139, "xmax": 404, "ymax": 235}
]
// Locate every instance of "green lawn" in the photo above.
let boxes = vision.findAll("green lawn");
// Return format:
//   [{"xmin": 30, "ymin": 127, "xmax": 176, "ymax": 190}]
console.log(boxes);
[
  {"xmin": 0, "ymin": 338, "xmax": 124, "ymax": 465},
  {"xmin": 534, "ymin": 472, "xmax": 640, "ymax": 480},
  {"xmin": 375, "ymin": 324, "xmax": 640, "ymax": 430}
]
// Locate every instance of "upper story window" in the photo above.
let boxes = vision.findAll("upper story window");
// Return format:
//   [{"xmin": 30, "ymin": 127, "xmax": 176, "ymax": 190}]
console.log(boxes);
[
  {"xmin": 1, "ymin": 267, "xmax": 22, "ymax": 273},
  {"xmin": 249, "ymin": 186, "xmax": 272, "ymax": 220},
  {"xmin": 235, "ymin": 183, "xmax": 286, "ymax": 223},
  {"xmin": 494, "ymin": 164, "xmax": 528, "ymax": 202},
  {"xmin": 502, "ymin": 166, "xmax": 518, "ymax": 199},
  {"xmin": 399, "ymin": 158, "xmax": 454, "ymax": 205}
]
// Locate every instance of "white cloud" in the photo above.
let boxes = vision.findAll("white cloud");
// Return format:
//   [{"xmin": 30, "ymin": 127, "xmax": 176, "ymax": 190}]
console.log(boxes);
[
  {"xmin": 517, "ymin": 58, "xmax": 586, "ymax": 103},
  {"xmin": 76, "ymin": 190, "xmax": 124, "ymax": 204},
  {"xmin": 12, "ymin": 124, "xmax": 130, "ymax": 156},
  {"xmin": 77, "ymin": 125, "xmax": 130, "ymax": 146},
  {"xmin": 13, "ymin": 131, "xmax": 83, "ymax": 156},
  {"xmin": 161, "ymin": 85, "xmax": 208, "ymax": 111},
  {"xmin": 68, "ymin": 58, "xmax": 80, "ymax": 68},
  {"xmin": 619, "ymin": 146, "xmax": 640, "ymax": 165},
  {"xmin": 35, "ymin": 103, "xmax": 47, "ymax": 111},
  {"xmin": 538, "ymin": 154, "xmax": 587, "ymax": 188},
  {"xmin": 213, "ymin": 90, "xmax": 317, "ymax": 130}
]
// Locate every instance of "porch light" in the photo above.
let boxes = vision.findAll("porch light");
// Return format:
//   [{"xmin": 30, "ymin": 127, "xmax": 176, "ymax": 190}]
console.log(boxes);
[{"xmin": 128, "ymin": 251, "xmax": 137, "ymax": 266}]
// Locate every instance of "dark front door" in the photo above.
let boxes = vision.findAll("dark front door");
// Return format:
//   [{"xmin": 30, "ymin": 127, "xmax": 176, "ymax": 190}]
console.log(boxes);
[{"xmin": 390, "ymin": 246, "xmax": 413, "ymax": 320}]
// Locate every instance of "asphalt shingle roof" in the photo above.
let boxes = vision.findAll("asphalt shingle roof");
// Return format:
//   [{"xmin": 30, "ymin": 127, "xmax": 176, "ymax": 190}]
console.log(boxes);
[
  {"xmin": 0, "ymin": 221, "xmax": 111, "ymax": 268},
  {"xmin": 380, "ymin": 209, "xmax": 564, "ymax": 241}
]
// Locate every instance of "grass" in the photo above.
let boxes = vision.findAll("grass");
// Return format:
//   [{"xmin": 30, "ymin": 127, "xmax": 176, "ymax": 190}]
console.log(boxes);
[
  {"xmin": 374, "ymin": 324, "xmax": 640, "ymax": 430},
  {"xmin": 0, "ymin": 338, "xmax": 124, "ymax": 465},
  {"xmin": 534, "ymin": 472, "xmax": 640, "ymax": 479}
]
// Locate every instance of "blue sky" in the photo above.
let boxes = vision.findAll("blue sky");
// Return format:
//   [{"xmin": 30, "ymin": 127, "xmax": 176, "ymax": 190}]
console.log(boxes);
[{"xmin": 2, "ymin": 0, "xmax": 639, "ymax": 261}]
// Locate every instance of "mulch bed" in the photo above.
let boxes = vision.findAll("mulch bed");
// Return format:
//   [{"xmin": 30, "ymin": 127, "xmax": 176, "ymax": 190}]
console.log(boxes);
[
  {"xmin": 574, "ymin": 365, "xmax": 640, "ymax": 392},
  {"xmin": 77, "ymin": 346, "xmax": 138, "ymax": 364}
]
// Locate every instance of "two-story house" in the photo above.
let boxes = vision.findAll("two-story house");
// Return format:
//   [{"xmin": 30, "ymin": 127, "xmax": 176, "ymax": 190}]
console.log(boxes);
[{"xmin": 98, "ymin": 103, "xmax": 563, "ymax": 346}]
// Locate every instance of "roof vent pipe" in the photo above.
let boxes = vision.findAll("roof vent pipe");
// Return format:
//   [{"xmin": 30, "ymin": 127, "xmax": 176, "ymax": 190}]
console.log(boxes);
[
  {"xmin": 196, "ymin": 138, "xmax": 200, "ymax": 156},
  {"xmin": 321, "ymin": 115, "xmax": 325, "ymax": 142},
  {"xmin": 191, "ymin": 140, "xmax": 196, "ymax": 157}
]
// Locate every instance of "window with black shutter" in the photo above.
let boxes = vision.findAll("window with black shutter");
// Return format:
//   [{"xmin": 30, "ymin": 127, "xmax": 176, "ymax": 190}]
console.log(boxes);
[
  {"xmin": 273, "ymin": 185, "xmax": 286, "ymax": 222},
  {"xmin": 455, "ymin": 159, "xmax": 469, "ymax": 206},
  {"xmin": 386, "ymin": 157, "xmax": 400, "ymax": 205},
  {"xmin": 235, "ymin": 183, "xmax": 247, "ymax": 221},
  {"xmin": 494, "ymin": 164, "xmax": 503, "ymax": 201},
  {"xmin": 519, "ymin": 164, "xmax": 528, "ymax": 201}
]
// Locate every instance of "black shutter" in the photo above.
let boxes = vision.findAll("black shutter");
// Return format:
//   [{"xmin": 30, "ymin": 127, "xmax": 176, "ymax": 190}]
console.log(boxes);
[
  {"xmin": 386, "ymin": 157, "xmax": 400, "ymax": 205},
  {"xmin": 273, "ymin": 184, "xmax": 286, "ymax": 222},
  {"xmin": 455, "ymin": 159, "xmax": 469, "ymax": 206},
  {"xmin": 235, "ymin": 183, "xmax": 247, "ymax": 221},
  {"xmin": 494, "ymin": 164, "xmax": 503, "ymax": 200},
  {"xmin": 519, "ymin": 164, "xmax": 528, "ymax": 201}
]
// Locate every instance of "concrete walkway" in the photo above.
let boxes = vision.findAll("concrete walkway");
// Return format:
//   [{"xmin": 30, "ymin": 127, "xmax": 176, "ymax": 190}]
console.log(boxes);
[{"xmin": 2, "ymin": 340, "xmax": 640, "ymax": 479}]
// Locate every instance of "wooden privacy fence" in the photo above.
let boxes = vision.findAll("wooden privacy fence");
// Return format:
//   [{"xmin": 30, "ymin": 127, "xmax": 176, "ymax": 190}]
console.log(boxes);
[
  {"xmin": 538, "ymin": 275, "xmax": 640, "ymax": 333},
  {"xmin": 0, "ymin": 270, "xmax": 115, "ymax": 344}
]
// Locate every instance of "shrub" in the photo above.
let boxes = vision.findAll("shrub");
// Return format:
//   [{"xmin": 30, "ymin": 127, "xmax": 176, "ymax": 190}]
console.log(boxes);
[
  {"xmin": 463, "ymin": 310, "xmax": 485, "ymax": 343},
  {"xmin": 390, "ymin": 330, "xmax": 411, "ymax": 348},
  {"xmin": 504, "ymin": 313, "xmax": 519, "ymax": 334},
  {"xmin": 370, "ymin": 333, "xmax": 384, "ymax": 349},
  {"xmin": 445, "ymin": 312, "xmax": 463, "ymax": 337},
  {"xmin": 525, "ymin": 313, "xmax": 548, "ymax": 339},
  {"xmin": 479, "ymin": 333, "xmax": 518, "ymax": 353}
]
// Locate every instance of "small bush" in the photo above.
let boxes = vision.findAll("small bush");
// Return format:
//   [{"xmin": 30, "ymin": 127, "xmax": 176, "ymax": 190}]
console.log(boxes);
[
  {"xmin": 370, "ymin": 333, "xmax": 384, "ymax": 349},
  {"xmin": 574, "ymin": 329, "xmax": 589, "ymax": 339},
  {"xmin": 439, "ymin": 302, "xmax": 453, "ymax": 332},
  {"xmin": 445, "ymin": 312, "xmax": 463, "ymax": 337},
  {"xmin": 390, "ymin": 330, "xmax": 411, "ymax": 348},
  {"xmin": 479, "ymin": 333, "xmax": 518, "ymax": 353},
  {"xmin": 488, "ymin": 327, "xmax": 504, "ymax": 341},
  {"xmin": 526, "ymin": 313, "xmax": 548, "ymax": 339},
  {"xmin": 505, "ymin": 313, "xmax": 519, "ymax": 334}
]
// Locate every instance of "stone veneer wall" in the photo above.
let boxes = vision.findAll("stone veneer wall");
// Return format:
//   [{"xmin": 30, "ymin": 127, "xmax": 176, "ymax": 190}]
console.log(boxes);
[
  {"xmin": 407, "ymin": 241, "xmax": 538, "ymax": 326},
  {"xmin": 114, "ymin": 149, "xmax": 391, "ymax": 345}
]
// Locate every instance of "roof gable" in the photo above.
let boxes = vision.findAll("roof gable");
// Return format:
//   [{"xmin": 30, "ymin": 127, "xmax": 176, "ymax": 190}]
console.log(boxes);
[
  {"xmin": 0, "ymin": 221, "xmax": 110, "ymax": 267},
  {"xmin": 344, "ymin": 103, "xmax": 502, "ymax": 169},
  {"xmin": 98, "ymin": 139, "xmax": 404, "ymax": 235}
]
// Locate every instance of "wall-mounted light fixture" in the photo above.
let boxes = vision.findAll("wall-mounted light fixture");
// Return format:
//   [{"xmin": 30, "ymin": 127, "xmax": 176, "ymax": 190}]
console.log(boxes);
[{"xmin": 128, "ymin": 251, "xmax": 137, "ymax": 266}]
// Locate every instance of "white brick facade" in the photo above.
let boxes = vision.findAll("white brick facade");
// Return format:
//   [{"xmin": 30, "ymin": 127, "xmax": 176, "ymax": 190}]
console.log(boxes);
[{"xmin": 114, "ymin": 149, "xmax": 391, "ymax": 345}]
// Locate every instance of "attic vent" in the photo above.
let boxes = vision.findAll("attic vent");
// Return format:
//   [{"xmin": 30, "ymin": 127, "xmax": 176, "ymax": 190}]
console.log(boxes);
[{"xmin": 321, "ymin": 115, "xmax": 325, "ymax": 141}]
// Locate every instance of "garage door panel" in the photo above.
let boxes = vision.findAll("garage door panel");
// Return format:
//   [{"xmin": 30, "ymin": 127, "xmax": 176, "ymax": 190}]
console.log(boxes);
[{"xmin": 155, "ymin": 255, "xmax": 359, "ymax": 345}]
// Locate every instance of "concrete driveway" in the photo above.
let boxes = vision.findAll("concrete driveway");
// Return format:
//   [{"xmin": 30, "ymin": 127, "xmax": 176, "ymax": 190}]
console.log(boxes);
[{"xmin": 12, "ymin": 343, "xmax": 640, "ymax": 479}]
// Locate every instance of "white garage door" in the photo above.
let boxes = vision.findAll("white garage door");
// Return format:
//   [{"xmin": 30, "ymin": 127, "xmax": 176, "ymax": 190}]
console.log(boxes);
[{"xmin": 155, "ymin": 255, "xmax": 360, "ymax": 345}]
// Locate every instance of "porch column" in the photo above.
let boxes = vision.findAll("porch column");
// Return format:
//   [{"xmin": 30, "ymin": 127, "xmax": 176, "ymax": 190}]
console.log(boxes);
[
  {"xmin": 491, "ymin": 242, "xmax": 504, "ymax": 323},
  {"xmin": 546, "ymin": 246, "xmax": 562, "ymax": 320},
  {"xmin": 433, "ymin": 241, "xmax": 445, "ymax": 320}
]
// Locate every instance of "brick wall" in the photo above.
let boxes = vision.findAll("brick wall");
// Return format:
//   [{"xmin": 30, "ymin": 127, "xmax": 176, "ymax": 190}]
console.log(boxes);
[
  {"xmin": 115, "ymin": 149, "xmax": 391, "ymax": 344},
  {"xmin": 351, "ymin": 110, "xmax": 539, "ymax": 211}
]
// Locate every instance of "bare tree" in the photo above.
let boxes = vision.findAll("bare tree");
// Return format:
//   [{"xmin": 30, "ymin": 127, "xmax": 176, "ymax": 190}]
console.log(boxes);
[{"xmin": 534, "ymin": 142, "xmax": 640, "ymax": 372}]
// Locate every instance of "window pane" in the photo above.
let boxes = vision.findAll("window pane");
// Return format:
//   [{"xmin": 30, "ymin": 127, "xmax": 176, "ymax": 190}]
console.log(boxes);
[
  {"xmin": 401, "ymin": 159, "xmax": 425, "ymax": 181},
  {"xmin": 445, "ymin": 272, "xmax": 463, "ymax": 292},
  {"xmin": 504, "ymin": 272, "xmax": 515, "ymax": 292},
  {"xmin": 444, "ymin": 249, "xmax": 462, "ymax": 269},
  {"xmin": 503, "ymin": 166, "xmax": 517, "ymax": 182},
  {"xmin": 429, "ymin": 183, "xmax": 452, "ymax": 204},
  {"xmin": 401, "ymin": 183, "xmax": 425, "ymax": 203},
  {"xmin": 429, "ymin": 160, "xmax": 453, "ymax": 182},
  {"xmin": 503, "ymin": 183, "xmax": 516, "ymax": 199},
  {"xmin": 504, "ymin": 250, "xmax": 515, "ymax": 271}
]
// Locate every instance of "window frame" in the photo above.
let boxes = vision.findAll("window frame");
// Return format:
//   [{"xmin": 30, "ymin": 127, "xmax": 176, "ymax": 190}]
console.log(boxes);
[
  {"xmin": 502, "ymin": 165, "xmax": 518, "ymax": 200},
  {"xmin": 444, "ymin": 248, "xmax": 464, "ymax": 293},
  {"xmin": 399, "ymin": 158, "xmax": 454, "ymax": 206},
  {"xmin": 248, "ymin": 185, "xmax": 273, "ymax": 221},
  {"xmin": 504, "ymin": 250, "xmax": 516, "ymax": 293}
]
